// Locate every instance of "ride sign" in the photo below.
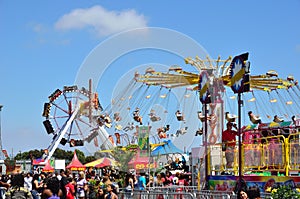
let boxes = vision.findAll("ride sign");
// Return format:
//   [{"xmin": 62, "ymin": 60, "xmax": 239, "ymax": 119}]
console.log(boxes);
[
  {"xmin": 135, "ymin": 162, "xmax": 157, "ymax": 170},
  {"xmin": 199, "ymin": 70, "xmax": 211, "ymax": 104},
  {"xmin": 230, "ymin": 53, "xmax": 249, "ymax": 93}
]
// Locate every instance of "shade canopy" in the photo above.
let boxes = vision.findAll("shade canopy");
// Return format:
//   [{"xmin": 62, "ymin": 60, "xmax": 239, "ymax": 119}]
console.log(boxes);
[
  {"xmin": 84, "ymin": 158, "xmax": 103, "ymax": 167},
  {"xmin": 151, "ymin": 140, "xmax": 183, "ymax": 156},
  {"xmin": 66, "ymin": 151, "xmax": 86, "ymax": 171},
  {"xmin": 42, "ymin": 160, "xmax": 54, "ymax": 173},
  {"xmin": 94, "ymin": 157, "xmax": 118, "ymax": 168},
  {"xmin": 85, "ymin": 157, "xmax": 118, "ymax": 168},
  {"xmin": 128, "ymin": 154, "xmax": 156, "ymax": 170}
]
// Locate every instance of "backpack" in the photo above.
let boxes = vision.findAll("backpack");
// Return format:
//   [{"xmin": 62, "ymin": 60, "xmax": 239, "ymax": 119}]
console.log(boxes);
[{"xmin": 10, "ymin": 189, "xmax": 29, "ymax": 199}]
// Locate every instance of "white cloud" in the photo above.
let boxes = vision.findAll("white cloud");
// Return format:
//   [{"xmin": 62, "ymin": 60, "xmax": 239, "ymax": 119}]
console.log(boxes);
[{"xmin": 54, "ymin": 5, "xmax": 148, "ymax": 37}]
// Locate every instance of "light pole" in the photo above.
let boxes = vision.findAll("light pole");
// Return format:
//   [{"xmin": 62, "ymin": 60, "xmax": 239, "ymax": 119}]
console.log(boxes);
[{"xmin": 198, "ymin": 70, "xmax": 211, "ymax": 190}]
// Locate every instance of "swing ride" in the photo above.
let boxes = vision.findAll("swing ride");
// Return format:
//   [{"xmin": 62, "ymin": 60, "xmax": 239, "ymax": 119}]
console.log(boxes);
[
  {"xmin": 132, "ymin": 53, "xmax": 300, "ymax": 192},
  {"xmin": 40, "ymin": 50, "xmax": 300, "ymax": 192}
]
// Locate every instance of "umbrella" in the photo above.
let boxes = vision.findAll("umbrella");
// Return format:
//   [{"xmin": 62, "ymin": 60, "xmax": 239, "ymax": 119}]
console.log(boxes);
[
  {"xmin": 42, "ymin": 160, "xmax": 54, "ymax": 173},
  {"xmin": 94, "ymin": 157, "xmax": 118, "ymax": 168}
]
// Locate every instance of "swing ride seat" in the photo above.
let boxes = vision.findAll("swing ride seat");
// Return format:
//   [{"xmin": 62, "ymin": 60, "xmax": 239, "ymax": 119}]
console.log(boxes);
[
  {"xmin": 176, "ymin": 115, "xmax": 184, "ymax": 121},
  {"xmin": 150, "ymin": 115, "xmax": 161, "ymax": 122},
  {"xmin": 115, "ymin": 124, "xmax": 122, "ymax": 131}
]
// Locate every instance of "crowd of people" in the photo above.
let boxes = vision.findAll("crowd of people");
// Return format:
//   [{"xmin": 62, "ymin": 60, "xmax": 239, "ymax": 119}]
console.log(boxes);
[
  {"xmin": 0, "ymin": 167, "xmax": 196, "ymax": 199},
  {"xmin": 0, "ymin": 169, "xmax": 120, "ymax": 199}
]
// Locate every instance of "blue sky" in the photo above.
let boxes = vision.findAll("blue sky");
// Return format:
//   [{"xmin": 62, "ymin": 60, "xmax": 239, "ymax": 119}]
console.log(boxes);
[{"xmin": 1, "ymin": 1, "xmax": 300, "ymax": 156}]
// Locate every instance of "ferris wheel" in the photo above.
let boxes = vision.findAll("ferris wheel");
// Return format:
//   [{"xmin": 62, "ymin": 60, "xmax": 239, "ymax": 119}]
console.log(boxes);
[{"xmin": 41, "ymin": 81, "xmax": 114, "ymax": 161}]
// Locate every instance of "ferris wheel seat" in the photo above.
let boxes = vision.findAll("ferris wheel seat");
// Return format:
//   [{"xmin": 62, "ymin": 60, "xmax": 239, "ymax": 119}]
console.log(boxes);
[{"xmin": 63, "ymin": 85, "xmax": 78, "ymax": 92}]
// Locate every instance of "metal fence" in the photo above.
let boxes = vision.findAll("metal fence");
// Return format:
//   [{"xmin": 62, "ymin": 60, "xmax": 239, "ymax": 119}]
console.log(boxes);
[
  {"xmin": 118, "ymin": 190, "xmax": 194, "ymax": 199},
  {"xmin": 194, "ymin": 190, "xmax": 237, "ymax": 199},
  {"xmin": 118, "ymin": 187, "xmax": 273, "ymax": 199}
]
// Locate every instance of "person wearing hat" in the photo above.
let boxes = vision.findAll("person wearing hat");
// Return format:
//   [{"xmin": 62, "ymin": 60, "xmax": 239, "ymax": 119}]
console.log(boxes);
[{"xmin": 222, "ymin": 122, "xmax": 238, "ymax": 168}]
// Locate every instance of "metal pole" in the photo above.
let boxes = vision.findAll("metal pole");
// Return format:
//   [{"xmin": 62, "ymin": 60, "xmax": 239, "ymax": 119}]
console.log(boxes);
[
  {"xmin": 238, "ymin": 93, "xmax": 242, "ymax": 187},
  {"xmin": 0, "ymin": 105, "xmax": 4, "ymax": 160},
  {"xmin": 89, "ymin": 79, "xmax": 92, "ymax": 123},
  {"xmin": 204, "ymin": 102, "xmax": 208, "ymax": 189}
]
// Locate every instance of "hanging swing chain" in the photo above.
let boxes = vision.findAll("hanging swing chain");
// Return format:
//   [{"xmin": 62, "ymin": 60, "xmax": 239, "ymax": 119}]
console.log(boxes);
[
  {"xmin": 134, "ymin": 85, "xmax": 151, "ymax": 111},
  {"xmin": 275, "ymin": 89, "xmax": 293, "ymax": 118},
  {"xmin": 267, "ymin": 91, "xmax": 277, "ymax": 117},
  {"xmin": 103, "ymin": 78, "xmax": 137, "ymax": 115},
  {"xmin": 291, "ymin": 86, "xmax": 300, "ymax": 102},
  {"xmin": 141, "ymin": 86, "xmax": 163, "ymax": 116},
  {"xmin": 288, "ymin": 87, "xmax": 300, "ymax": 112},
  {"xmin": 251, "ymin": 91, "xmax": 259, "ymax": 117},
  {"xmin": 224, "ymin": 90, "xmax": 235, "ymax": 117},
  {"xmin": 253, "ymin": 90, "xmax": 272, "ymax": 119},
  {"xmin": 164, "ymin": 89, "xmax": 175, "ymax": 126}
]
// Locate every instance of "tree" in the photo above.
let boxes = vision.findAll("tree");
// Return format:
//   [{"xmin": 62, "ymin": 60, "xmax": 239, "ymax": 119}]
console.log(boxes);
[
  {"xmin": 27, "ymin": 149, "xmax": 44, "ymax": 160},
  {"xmin": 53, "ymin": 148, "xmax": 73, "ymax": 162},
  {"xmin": 110, "ymin": 147, "xmax": 136, "ymax": 173},
  {"xmin": 75, "ymin": 149, "xmax": 85, "ymax": 163},
  {"xmin": 13, "ymin": 148, "xmax": 87, "ymax": 163},
  {"xmin": 84, "ymin": 155, "xmax": 96, "ymax": 164}
]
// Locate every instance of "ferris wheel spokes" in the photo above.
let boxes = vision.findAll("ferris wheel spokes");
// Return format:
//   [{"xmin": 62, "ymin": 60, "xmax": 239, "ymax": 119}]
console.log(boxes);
[{"xmin": 43, "ymin": 105, "xmax": 80, "ymax": 161}]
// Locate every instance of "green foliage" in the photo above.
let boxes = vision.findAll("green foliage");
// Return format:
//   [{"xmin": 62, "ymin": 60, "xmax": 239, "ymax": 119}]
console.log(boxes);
[
  {"xmin": 29, "ymin": 149, "xmax": 44, "ymax": 159},
  {"xmin": 110, "ymin": 147, "xmax": 136, "ymax": 172},
  {"xmin": 85, "ymin": 155, "xmax": 96, "ymax": 164},
  {"xmin": 271, "ymin": 185, "xmax": 300, "ymax": 199},
  {"xmin": 75, "ymin": 149, "xmax": 85, "ymax": 163},
  {"xmin": 14, "ymin": 149, "xmax": 44, "ymax": 160},
  {"xmin": 53, "ymin": 148, "xmax": 74, "ymax": 161},
  {"xmin": 14, "ymin": 148, "xmax": 89, "ymax": 163}
]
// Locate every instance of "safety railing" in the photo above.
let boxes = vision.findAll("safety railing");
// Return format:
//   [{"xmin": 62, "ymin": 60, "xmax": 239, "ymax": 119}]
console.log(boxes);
[
  {"xmin": 194, "ymin": 190, "xmax": 237, "ymax": 199},
  {"xmin": 146, "ymin": 186, "xmax": 198, "ymax": 193},
  {"xmin": 118, "ymin": 188, "xmax": 272, "ymax": 199},
  {"xmin": 243, "ymin": 135, "xmax": 286, "ymax": 173},
  {"xmin": 209, "ymin": 131, "xmax": 300, "ymax": 176},
  {"xmin": 118, "ymin": 190, "xmax": 194, "ymax": 199},
  {"xmin": 288, "ymin": 133, "xmax": 300, "ymax": 172}
]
